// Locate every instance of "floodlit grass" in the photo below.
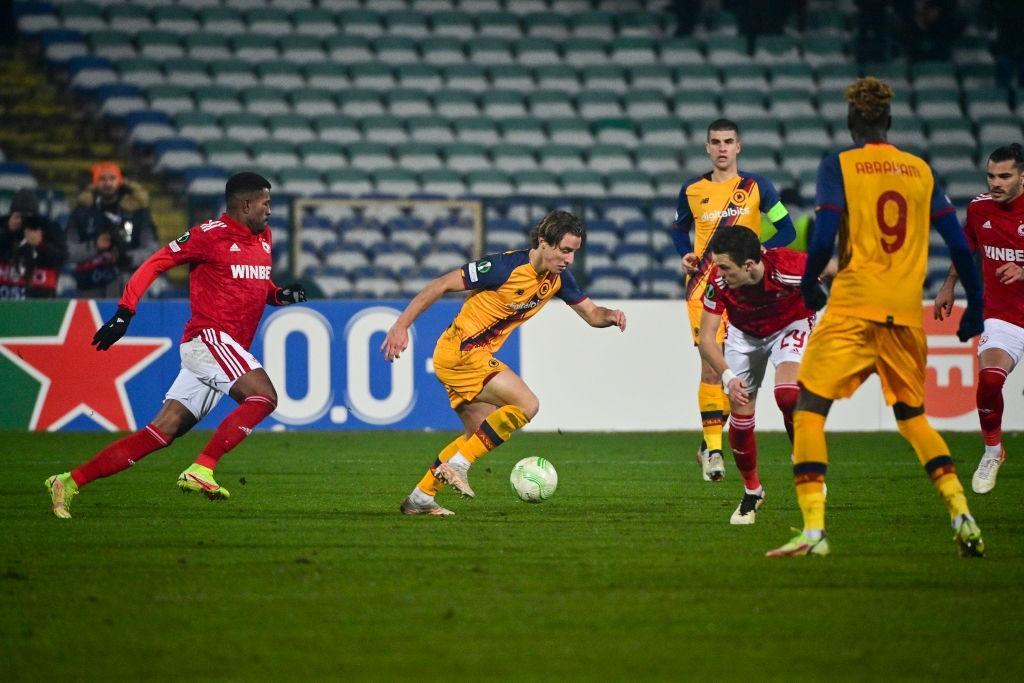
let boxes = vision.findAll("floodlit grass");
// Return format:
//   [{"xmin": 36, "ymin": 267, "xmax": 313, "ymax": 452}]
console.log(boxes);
[{"xmin": 2, "ymin": 430, "xmax": 1023, "ymax": 680}]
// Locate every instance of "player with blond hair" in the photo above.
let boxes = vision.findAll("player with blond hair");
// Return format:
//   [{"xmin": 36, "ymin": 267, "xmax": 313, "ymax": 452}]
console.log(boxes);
[
  {"xmin": 383, "ymin": 210, "xmax": 626, "ymax": 516},
  {"xmin": 768, "ymin": 78, "xmax": 987, "ymax": 557}
]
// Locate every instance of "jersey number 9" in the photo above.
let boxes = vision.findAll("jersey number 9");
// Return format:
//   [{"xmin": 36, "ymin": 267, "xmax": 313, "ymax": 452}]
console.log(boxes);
[{"xmin": 876, "ymin": 191, "xmax": 908, "ymax": 253}]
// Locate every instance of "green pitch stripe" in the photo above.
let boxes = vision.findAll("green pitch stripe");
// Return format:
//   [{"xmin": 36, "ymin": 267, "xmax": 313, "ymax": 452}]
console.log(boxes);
[{"xmin": 0, "ymin": 300, "xmax": 71, "ymax": 429}]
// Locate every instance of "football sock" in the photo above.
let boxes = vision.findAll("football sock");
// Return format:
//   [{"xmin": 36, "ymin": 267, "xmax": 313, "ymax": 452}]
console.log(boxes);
[
  {"xmin": 897, "ymin": 414, "xmax": 970, "ymax": 520},
  {"xmin": 698, "ymin": 382, "xmax": 726, "ymax": 452},
  {"xmin": 71, "ymin": 423, "xmax": 171, "ymax": 487},
  {"xmin": 415, "ymin": 438, "xmax": 465, "ymax": 497},
  {"xmin": 194, "ymin": 395, "xmax": 275, "ymax": 470},
  {"xmin": 977, "ymin": 367, "xmax": 1007, "ymax": 449},
  {"xmin": 792, "ymin": 409, "xmax": 828, "ymax": 532},
  {"xmin": 773, "ymin": 383, "xmax": 799, "ymax": 443},
  {"xmin": 727, "ymin": 413, "xmax": 759, "ymax": 491}
]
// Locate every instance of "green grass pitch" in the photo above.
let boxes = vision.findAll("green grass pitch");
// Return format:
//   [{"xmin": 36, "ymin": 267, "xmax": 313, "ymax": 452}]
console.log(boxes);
[{"xmin": 2, "ymin": 429, "xmax": 1023, "ymax": 680}]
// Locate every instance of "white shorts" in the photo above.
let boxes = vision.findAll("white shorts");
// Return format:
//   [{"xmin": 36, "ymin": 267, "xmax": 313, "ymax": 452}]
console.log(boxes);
[
  {"xmin": 725, "ymin": 317, "xmax": 814, "ymax": 393},
  {"xmin": 978, "ymin": 318, "xmax": 1024, "ymax": 366},
  {"xmin": 165, "ymin": 329, "xmax": 262, "ymax": 420}
]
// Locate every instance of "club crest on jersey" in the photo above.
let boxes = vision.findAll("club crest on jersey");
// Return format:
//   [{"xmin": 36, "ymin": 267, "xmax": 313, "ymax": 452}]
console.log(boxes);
[
  {"xmin": 1018, "ymin": 224, "xmax": 1024, "ymax": 237},
  {"xmin": 261, "ymin": 240, "xmax": 271, "ymax": 253},
  {"xmin": 538, "ymin": 280, "xmax": 552, "ymax": 297},
  {"xmin": 731, "ymin": 189, "xmax": 748, "ymax": 204}
]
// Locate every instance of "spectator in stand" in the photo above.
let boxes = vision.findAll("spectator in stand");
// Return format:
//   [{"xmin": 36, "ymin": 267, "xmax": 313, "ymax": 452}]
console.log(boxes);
[
  {"xmin": 897, "ymin": 0, "xmax": 961, "ymax": 62},
  {"xmin": 67, "ymin": 162, "xmax": 158, "ymax": 298},
  {"xmin": 0, "ymin": 188, "xmax": 67, "ymax": 298}
]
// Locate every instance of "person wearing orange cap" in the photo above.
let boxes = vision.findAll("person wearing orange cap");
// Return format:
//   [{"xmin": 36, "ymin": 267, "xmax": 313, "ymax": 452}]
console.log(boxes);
[{"xmin": 67, "ymin": 161, "xmax": 158, "ymax": 297}]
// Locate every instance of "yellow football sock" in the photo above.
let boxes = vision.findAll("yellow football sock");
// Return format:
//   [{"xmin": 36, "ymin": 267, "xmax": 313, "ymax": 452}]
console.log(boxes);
[
  {"xmin": 460, "ymin": 405, "xmax": 530, "ymax": 463},
  {"xmin": 792, "ymin": 409, "xmax": 828, "ymax": 531},
  {"xmin": 415, "ymin": 437, "xmax": 466, "ymax": 497},
  {"xmin": 897, "ymin": 415, "xmax": 970, "ymax": 520},
  {"xmin": 698, "ymin": 382, "xmax": 725, "ymax": 452}
]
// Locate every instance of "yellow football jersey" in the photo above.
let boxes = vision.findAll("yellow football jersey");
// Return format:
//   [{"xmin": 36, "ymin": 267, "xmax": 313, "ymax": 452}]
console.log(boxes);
[
  {"xmin": 816, "ymin": 143, "xmax": 949, "ymax": 327},
  {"xmin": 671, "ymin": 171, "xmax": 794, "ymax": 299},
  {"xmin": 444, "ymin": 250, "xmax": 587, "ymax": 354}
]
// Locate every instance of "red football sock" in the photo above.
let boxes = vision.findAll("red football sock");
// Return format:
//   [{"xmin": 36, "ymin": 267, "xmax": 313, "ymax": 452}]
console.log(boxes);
[
  {"xmin": 195, "ymin": 395, "xmax": 275, "ymax": 469},
  {"xmin": 728, "ymin": 413, "xmax": 760, "ymax": 491},
  {"xmin": 977, "ymin": 367, "xmax": 1007, "ymax": 447},
  {"xmin": 774, "ymin": 383, "xmax": 800, "ymax": 444},
  {"xmin": 71, "ymin": 424, "xmax": 171, "ymax": 487}
]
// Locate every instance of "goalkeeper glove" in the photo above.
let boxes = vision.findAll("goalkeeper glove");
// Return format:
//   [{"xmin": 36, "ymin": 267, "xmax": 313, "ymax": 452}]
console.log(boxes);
[
  {"xmin": 92, "ymin": 306, "xmax": 133, "ymax": 351},
  {"xmin": 957, "ymin": 301, "xmax": 983, "ymax": 342},
  {"xmin": 801, "ymin": 281, "xmax": 828, "ymax": 312},
  {"xmin": 276, "ymin": 283, "xmax": 307, "ymax": 305}
]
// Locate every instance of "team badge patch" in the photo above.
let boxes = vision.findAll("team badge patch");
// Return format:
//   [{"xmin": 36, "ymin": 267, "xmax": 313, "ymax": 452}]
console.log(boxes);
[
  {"xmin": 175, "ymin": 232, "xmax": 190, "ymax": 244},
  {"xmin": 261, "ymin": 240, "xmax": 271, "ymax": 253},
  {"xmin": 731, "ymin": 189, "xmax": 748, "ymax": 204},
  {"xmin": 1017, "ymin": 224, "xmax": 1024, "ymax": 237},
  {"xmin": 704, "ymin": 283, "xmax": 716, "ymax": 300},
  {"xmin": 488, "ymin": 359, "xmax": 500, "ymax": 368},
  {"xmin": 477, "ymin": 259, "xmax": 491, "ymax": 273}
]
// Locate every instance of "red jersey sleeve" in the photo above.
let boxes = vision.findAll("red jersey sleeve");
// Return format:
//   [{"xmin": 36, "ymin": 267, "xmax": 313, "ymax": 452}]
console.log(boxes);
[
  {"xmin": 118, "ymin": 229, "xmax": 208, "ymax": 312},
  {"xmin": 702, "ymin": 268, "xmax": 725, "ymax": 314},
  {"xmin": 767, "ymin": 247, "xmax": 809, "ymax": 281}
]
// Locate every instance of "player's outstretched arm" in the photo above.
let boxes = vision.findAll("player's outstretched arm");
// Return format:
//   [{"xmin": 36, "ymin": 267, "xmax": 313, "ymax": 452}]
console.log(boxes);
[
  {"xmin": 569, "ymin": 298, "xmax": 626, "ymax": 331},
  {"xmin": 93, "ymin": 246, "xmax": 179, "ymax": 351},
  {"xmin": 697, "ymin": 309, "xmax": 749, "ymax": 405},
  {"xmin": 381, "ymin": 269, "xmax": 466, "ymax": 361}
]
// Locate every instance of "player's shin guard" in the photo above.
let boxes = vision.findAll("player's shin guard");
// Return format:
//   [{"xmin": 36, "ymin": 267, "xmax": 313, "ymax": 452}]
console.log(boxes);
[
  {"xmin": 728, "ymin": 413, "xmax": 760, "ymax": 490},
  {"xmin": 698, "ymin": 382, "xmax": 726, "ymax": 452},
  {"xmin": 194, "ymin": 395, "xmax": 275, "ymax": 470},
  {"xmin": 792, "ymin": 410, "xmax": 828, "ymax": 531},
  {"xmin": 897, "ymin": 414, "xmax": 970, "ymax": 520},
  {"xmin": 977, "ymin": 367, "xmax": 1007, "ymax": 448},
  {"xmin": 460, "ymin": 405, "xmax": 530, "ymax": 463},
  {"xmin": 71, "ymin": 424, "xmax": 172, "ymax": 487},
  {"xmin": 774, "ymin": 383, "xmax": 799, "ymax": 443},
  {"xmin": 417, "ymin": 438, "xmax": 467, "ymax": 497}
]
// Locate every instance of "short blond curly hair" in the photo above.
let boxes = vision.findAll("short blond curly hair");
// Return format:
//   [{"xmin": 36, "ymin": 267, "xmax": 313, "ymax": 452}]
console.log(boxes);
[{"xmin": 846, "ymin": 77, "xmax": 894, "ymax": 126}]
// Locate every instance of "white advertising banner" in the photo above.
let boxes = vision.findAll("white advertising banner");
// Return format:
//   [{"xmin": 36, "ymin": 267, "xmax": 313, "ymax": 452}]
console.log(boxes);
[{"xmin": 521, "ymin": 300, "xmax": 1022, "ymax": 432}]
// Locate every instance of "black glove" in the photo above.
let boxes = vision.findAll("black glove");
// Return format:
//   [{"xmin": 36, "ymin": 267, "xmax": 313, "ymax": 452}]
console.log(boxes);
[
  {"xmin": 92, "ymin": 306, "xmax": 133, "ymax": 351},
  {"xmin": 957, "ymin": 302, "xmax": 983, "ymax": 342},
  {"xmin": 276, "ymin": 283, "xmax": 306, "ymax": 305},
  {"xmin": 801, "ymin": 281, "xmax": 828, "ymax": 312}
]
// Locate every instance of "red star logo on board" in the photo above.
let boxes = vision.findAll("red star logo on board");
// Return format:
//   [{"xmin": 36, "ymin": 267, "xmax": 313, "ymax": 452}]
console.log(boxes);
[{"xmin": 0, "ymin": 300, "xmax": 170, "ymax": 432}]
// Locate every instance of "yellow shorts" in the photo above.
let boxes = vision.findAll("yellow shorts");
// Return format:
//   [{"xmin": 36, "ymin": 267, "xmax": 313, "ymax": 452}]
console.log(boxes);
[
  {"xmin": 687, "ymin": 294, "xmax": 727, "ymax": 346},
  {"xmin": 797, "ymin": 312, "xmax": 926, "ymax": 407},
  {"xmin": 433, "ymin": 337, "xmax": 509, "ymax": 409}
]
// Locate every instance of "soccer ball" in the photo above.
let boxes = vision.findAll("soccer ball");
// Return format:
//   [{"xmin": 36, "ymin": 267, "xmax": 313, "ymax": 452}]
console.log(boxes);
[{"xmin": 510, "ymin": 457, "xmax": 558, "ymax": 503}]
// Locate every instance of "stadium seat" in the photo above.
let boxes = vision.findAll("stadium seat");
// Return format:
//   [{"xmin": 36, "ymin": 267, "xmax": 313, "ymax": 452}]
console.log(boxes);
[
  {"xmin": 300, "ymin": 141, "xmax": 346, "ymax": 171},
  {"xmin": 385, "ymin": 11, "xmax": 430, "ymax": 39},
  {"xmin": 268, "ymin": 114, "xmax": 316, "ymax": 144},
  {"xmin": 430, "ymin": 11, "xmax": 474, "ymax": 38},
  {"xmin": 338, "ymin": 9, "xmax": 384, "ymax": 38},
  {"xmin": 639, "ymin": 118, "xmax": 687, "ymax": 147},
  {"xmin": 349, "ymin": 63, "xmax": 395, "ymax": 90},
  {"xmin": 522, "ymin": 13, "xmax": 570, "ymax": 39},
  {"xmin": 528, "ymin": 66, "xmax": 578, "ymax": 95},
  {"xmin": 769, "ymin": 89, "xmax": 817, "ymax": 119},
  {"xmin": 293, "ymin": 8, "xmax": 338, "ymax": 37},
  {"xmin": 290, "ymin": 89, "xmax": 337, "ymax": 117},
  {"xmin": 491, "ymin": 64, "xmax": 535, "ymax": 92},
  {"xmin": 571, "ymin": 12, "xmax": 615, "ymax": 40},
  {"xmin": 501, "ymin": 118, "xmax": 548, "ymax": 147},
  {"xmin": 466, "ymin": 37, "xmax": 514, "ymax": 66},
  {"xmin": 802, "ymin": 36, "xmax": 847, "ymax": 68},
  {"xmin": 467, "ymin": 169, "xmax": 515, "ymax": 196},
  {"xmin": 672, "ymin": 91, "xmax": 720, "ymax": 123},
  {"xmin": 396, "ymin": 143, "xmax": 442, "ymax": 171},
  {"xmin": 325, "ymin": 168, "xmax": 373, "ymax": 195},
  {"xmin": 548, "ymin": 118, "xmax": 594, "ymax": 146},
  {"xmin": 927, "ymin": 117, "xmax": 977, "ymax": 148},
  {"xmin": 220, "ymin": 112, "xmax": 266, "ymax": 144},
  {"xmin": 420, "ymin": 37, "xmax": 466, "ymax": 66},
  {"xmin": 419, "ymin": 169, "xmax": 468, "ymax": 197},
  {"xmin": 280, "ymin": 35, "xmax": 326, "ymax": 63},
  {"xmin": 90, "ymin": 30, "xmax": 137, "ymax": 61},
  {"xmin": 126, "ymin": 110, "xmax": 176, "ymax": 146},
  {"xmin": 527, "ymin": 90, "xmax": 575, "ymax": 119},
  {"xmin": 347, "ymin": 142, "xmax": 395, "ymax": 171},
  {"xmin": 107, "ymin": 6, "xmax": 153, "ymax": 34},
  {"xmin": 361, "ymin": 115, "xmax": 409, "ymax": 144},
  {"xmin": 253, "ymin": 141, "xmax": 301, "ymax": 172},
  {"xmin": 623, "ymin": 90, "xmax": 670, "ymax": 120},
  {"xmin": 374, "ymin": 36, "xmax": 419, "ymax": 64},
  {"xmin": 491, "ymin": 144, "xmax": 537, "ymax": 172},
  {"xmin": 513, "ymin": 38, "xmax": 560, "ymax": 67},
  {"xmin": 210, "ymin": 59, "xmax": 259, "ymax": 89},
  {"xmin": 164, "ymin": 59, "xmax": 211, "ymax": 89},
  {"xmin": 198, "ymin": 7, "xmax": 244, "ymax": 34},
  {"xmin": 154, "ymin": 138, "xmax": 203, "ymax": 173},
  {"xmin": 385, "ymin": 87, "xmax": 434, "ymax": 117},
  {"xmin": 754, "ymin": 35, "xmax": 800, "ymax": 65},
  {"xmin": 770, "ymin": 63, "xmax": 815, "ymax": 94},
  {"xmin": 339, "ymin": 89, "xmax": 384, "ymax": 117},
  {"xmin": 408, "ymin": 116, "xmax": 455, "ymax": 144},
  {"xmin": 445, "ymin": 143, "xmax": 490, "ymax": 172},
  {"xmin": 564, "ymin": 38, "xmax": 609, "ymax": 67},
  {"xmin": 420, "ymin": 248, "xmax": 468, "ymax": 273},
  {"xmin": 95, "ymin": 83, "xmax": 147, "ymax": 116},
  {"xmin": 373, "ymin": 169, "xmax": 420, "ymax": 196},
  {"xmin": 911, "ymin": 61, "xmax": 958, "ymax": 92},
  {"xmin": 230, "ymin": 35, "xmax": 279, "ymax": 63},
  {"xmin": 280, "ymin": 168, "xmax": 327, "ymax": 196},
  {"xmin": 148, "ymin": 84, "xmax": 195, "ymax": 116},
  {"xmin": 454, "ymin": 118, "xmax": 500, "ymax": 145},
  {"xmin": 481, "ymin": 89, "xmax": 528, "ymax": 119},
  {"xmin": 629, "ymin": 64, "xmax": 675, "ymax": 94},
  {"xmin": 514, "ymin": 170, "xmax": 561, "ymax": 196},
  {"xmin": 444, "ymin": 64, "xmax": 489, "ymax": 92},
  {"xmin": 538, "ymin": 145, "xmax": 586, "ymax": 173},
  {"xmin": 635, "ymin": 146, "xmax": 679, "ymax": 175},
  {"xmin": 476, "ymin": 11, "xmax": 521, "ymax": 40},
  {"xmin": 606, "ymin": 170, "xmax": 654, "ymax": 198},
  {"xmin": 577, "ymin": 90, "xmax": 623, "ymax": 119},
  {"xmin": 396, "ymin": 64, "xmax": 444, "ymax": 91},
  {"xmin": 194, "ymin": 85, "xmax": 242, "ymax": 116},
  {"xmin": 560, "ymin": 169, "xmax": 605, "ymax": 196},
  {"xmin": 966, "ymin": 89, "xmax": 1012, "ymax": 120},
  {"xmin": 315, "ymin": 114, "xmax": 362, "ymax": 143},
  {"xmin": 587, "ymin": 266, "xmax": 635, "ymax": 297},
  {"xmin": 914, "ymin": 91, "xmax": 961, "ymax": 120},
  {"xmin": 241, "ymin": 86, "xmax": 290, "ymax": 115},
  {"xmin": 588, "ymin": 144, "xmax": 633, "ymax": 172},
  {"xmin": 978, "ymin": 120, "xmax": 1023, "ymax": 152}
]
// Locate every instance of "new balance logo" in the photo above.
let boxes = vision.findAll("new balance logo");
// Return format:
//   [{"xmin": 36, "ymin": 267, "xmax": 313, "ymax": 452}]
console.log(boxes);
[
  {"xmin": 230, "ymin": 243, "xmax": 241, "ymax": 252},
  {"xmin": 230, "ymin": 264, "xmax": 272, "ymax": 279},
  {"xmin": 982, "ymin": 220, "xmax": 992, "ymax": 229}
]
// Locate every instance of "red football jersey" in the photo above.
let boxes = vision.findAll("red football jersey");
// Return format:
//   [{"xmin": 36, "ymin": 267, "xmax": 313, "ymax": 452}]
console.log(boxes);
[
  {"xmin": 964, "ymin": 192, "xmax": 1024, "ymax": 329},
  {"xmin": 703, "ymin": 247, "xmax": 814, "ymax": 337},
  {"xmin": 120, "ymin": 213, "xmax": 281, "ymax": 348}
]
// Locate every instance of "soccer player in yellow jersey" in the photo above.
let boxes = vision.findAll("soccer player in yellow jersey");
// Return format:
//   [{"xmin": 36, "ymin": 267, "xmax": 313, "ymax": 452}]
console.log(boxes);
[
  {"xmin": 670, "ymin": 118, "xmax": 796, "ymax": 482},
  {"xmin": 767, "ymin": 78, "xmax": 987, "ymax": 558},
  {"xmin": 382, "ymin": 210, "xmax": 627, "ymax": 515}
]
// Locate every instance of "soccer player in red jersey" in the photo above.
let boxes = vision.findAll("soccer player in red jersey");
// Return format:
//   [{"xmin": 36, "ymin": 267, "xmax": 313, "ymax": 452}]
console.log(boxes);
[
  {"xmin": 935, "ymin": 143, "xmax": 1024, "ymax": 494},
  {"xmin": 698, "ymin": 227, "xmax": 825, "ymax": 524},
  {"xmin": 45, "ymin": 172, "xmax": 306, "ymax": 518}
]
